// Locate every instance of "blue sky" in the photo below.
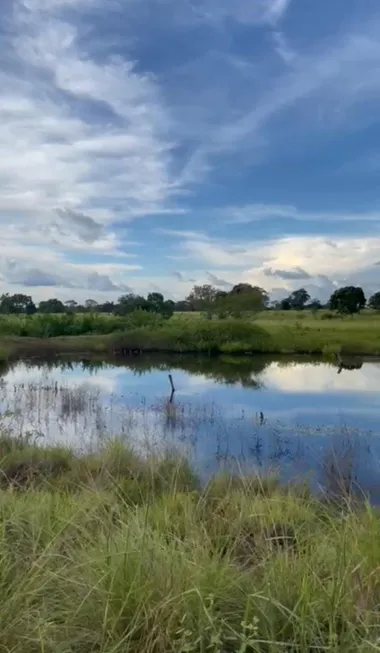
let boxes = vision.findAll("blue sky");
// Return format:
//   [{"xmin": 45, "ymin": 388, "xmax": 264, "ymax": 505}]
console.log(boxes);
[{"xmin": 2, "ymin": 0, "xmax": 380, "ymax": 302}]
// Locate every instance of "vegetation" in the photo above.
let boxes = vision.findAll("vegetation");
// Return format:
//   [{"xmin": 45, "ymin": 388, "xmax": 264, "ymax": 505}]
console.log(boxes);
[
  {"xmin": 0, "ymin": 310, "xmax": 168, "ymax": 338},
  {"xmin": 368, "ymin": 291, "xmax": 380, "ymax": 311},
  {"xmin": 186, "ymin": 283, "xmax": 269, "ymax": 317},
  {"xmin": 0, "ymin": 292, "xmax": 175, "ymax": 318},
  {"xmin": 0, "ymin": 433, "xmax": 378, "ymax": 652},
  {"xmin": 276, "ymin": 288, "xmax": 311, "ymax": 311},
  {"xmin": 329, "ymin": 286, "xmax": 367, "ymax": 315},
  {"xmin": 1, "ymin": 283, "xmax": 380, "ymax": 357},
  {"xmin": 2, "ymin": 283, "xmax": 380, "ymax": 320},
  {"xmin": 0, "ymin": 309, "xmax": 379, "ymax": 358},
  {"xmin": 0, "ymin": 284, "xmax": 268, "ymax": 318}
]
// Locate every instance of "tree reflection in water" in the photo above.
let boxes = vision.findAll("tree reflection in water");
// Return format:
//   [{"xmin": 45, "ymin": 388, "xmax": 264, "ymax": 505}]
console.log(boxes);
[{"xmin": 0, "ymin": 353, "xmax": 378, "ymax": 501}]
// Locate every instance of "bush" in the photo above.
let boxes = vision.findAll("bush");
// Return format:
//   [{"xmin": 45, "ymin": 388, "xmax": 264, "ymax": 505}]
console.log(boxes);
[
  {"xmin": 122, "ymin": 310, "xmax": 166, "ymax": 330},
  {"xmin": 0, "ymin": 312, "xmax": 154, "ymax": 338}
]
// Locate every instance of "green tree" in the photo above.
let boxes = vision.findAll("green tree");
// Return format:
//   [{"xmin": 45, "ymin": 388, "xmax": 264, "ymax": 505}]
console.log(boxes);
[
  {"xmin": 38, "ymin": 298, "xmax": 66, "ymax": 314},
  {"xmin": 213, "ymin": 285, "xmax": 267, "ymax": 318},
  {"xmin": 186, "ymin": 285, "xmax": 218, "ymax": 311},
  {"xmin": 161, "ymin": 299, "xmax": 175, "ymax": 318},
  {"xmin": 279, "ymin": 288, "xmax": 310, "ymax": 310},
  {"xmin": 231, "ymin": 284, "xmax": 269, "ymax": 307},
  {"xmin": 65, "ymin": 300, "xmax": 78, "ymax": 310},
  {"xmin": 116, "ymin": 294, "xmax": 148, "ymax": 315},
  {"xmin": 368, "ymin": 292, "xmax": 380, "ymax": 311},
  {"xmin": 99, "ymin": 301, "xmax": 115, "ymax": 313},
  {"xmin": 0, "ymin": 293, "xmax": 36, "ymax": 314},
  {"xmin": 147, "ymin": 292, "xmax": 164, "ymax": 312},
  {"xmin": 280, "ymin": 298, "xmax": 292, "ymax": 310},
  {"xmin": 288, "ymin": 288, "xmax": 310, "ymax": 310},
  {"xmin": 329, "ymin": 286, "xmax": 366, "ymax": 315},
  {"xmin": 174, "ymin": 300, "xmax": 191, "ymax": 312},
  {"xmin": 308, "ymin": 298, "xmax": 322, "ymax": 310},
  {"xmin": 146, "ymin": 293, "xmax": 174, "ymax": 318},
  {"xmin": 85, "ymin": 299, "xmax": 99, "ymax": 312}
]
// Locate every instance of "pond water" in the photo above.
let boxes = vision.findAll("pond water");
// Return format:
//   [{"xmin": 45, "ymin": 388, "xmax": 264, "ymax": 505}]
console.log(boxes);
[{"xmin": 1, "ymin": 354, "xmax": 380, "ymax": 497}]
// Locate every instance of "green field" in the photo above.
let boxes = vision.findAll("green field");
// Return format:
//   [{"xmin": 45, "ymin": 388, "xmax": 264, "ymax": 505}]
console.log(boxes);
[
  {"xmin": 0, "ymin": 309, "xmax": 379, "ymax": 358},
  {"xmin": 0, "ymin": 434, "xmax": 378, "ymax": 652}
]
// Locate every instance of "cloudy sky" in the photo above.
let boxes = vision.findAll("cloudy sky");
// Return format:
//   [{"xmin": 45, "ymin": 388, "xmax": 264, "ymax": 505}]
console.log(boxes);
[{"xmin": 2, "ymin": 0, "xmax": 380, "ymax": 302}]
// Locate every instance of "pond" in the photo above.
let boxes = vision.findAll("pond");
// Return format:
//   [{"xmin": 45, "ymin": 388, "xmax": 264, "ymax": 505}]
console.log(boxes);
[{"xmin": 1, "ymin": 353, "xmax": 380, "ymax": 498}]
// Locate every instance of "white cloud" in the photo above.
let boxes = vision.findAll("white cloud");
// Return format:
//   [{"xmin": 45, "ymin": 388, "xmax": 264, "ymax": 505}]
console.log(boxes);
[
  {"xmin": 0, "ymin": 255, "xmax": 141, "ymax": 295},
  {"xmin": 264, "ymin": 266, "xmax": 311, "ymax": 280},
  {"xmin": 186, "ymin": 18, "xmax": 380, "ymax": 169},
  {"xmin": 182, "ymin": 239, "xmax": 244, "ymax": 267},
  {"xmin": 223, "ymin": 203, "xmax": 380, "ymax": 224},
  {"xmin": 263, "ymin": 362, "xmax": 380, "ymax": 393},
  {"xmin": 86, "ymin": 273, "xmax": 132, "ymax": 292},
  {"xmin": 22, "ymin": 0, "xmax": 99, "ymax": 9},
  {"xmin": 264, "ymin": 0, "xmax": 291, "ymax": 25},
  {"xmin": 186, "ymin": 0, "xmax": 291, "ymax": 25},
  {"xmin": 155, "ymin": 228, "xmax": 209, "ymax": 240},
  {"xmin": 163, "ymin": 229, "xmax": 380, "ymax": 300},
  {"xmin": 7, "ymin": 7, "xmax": 178, "ymax": 219},
  {"xmin": 259, "ymin": 237, "xmax": 380, "ymax": 279},
  {"xmin": 206, "ymin": 272, "xmax": 233, "ymax": 288},
  {"xmin": 272, "ymin": 31, "xmax": 297, "ymax": 64},
  {"xmin": 2, "ymin": 0, "xmax": 380, "ymax": 302},
  {"xmin": 0, "ymin": 0, "xmax": 184, "ymax": 295}
]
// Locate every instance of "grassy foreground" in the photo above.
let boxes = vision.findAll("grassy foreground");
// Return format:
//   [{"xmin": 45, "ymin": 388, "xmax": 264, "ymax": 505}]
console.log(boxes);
[
  {"xmin": 1, "ymin": 435, "xmax": 380, "ymax": 652},
  {"xmin": 0, "ymin": 310, "xmax": 380, "ymax": 358}
]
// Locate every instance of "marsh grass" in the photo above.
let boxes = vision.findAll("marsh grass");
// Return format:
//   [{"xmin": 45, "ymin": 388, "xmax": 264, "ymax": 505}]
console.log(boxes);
[
  {"xmin": 0, "ymin": 310, "xmax": 380, "ymax": 357},
  {"xmin": 0, "ymin": 367, "xmax": 375, "ymax": 505},
  {"xmin": 0, "ymin": 311, "xmax": 168, "ymax": 339},
  {"xmin": 0, "ymin": 435, "xmax": 379, "ymax": 652}
]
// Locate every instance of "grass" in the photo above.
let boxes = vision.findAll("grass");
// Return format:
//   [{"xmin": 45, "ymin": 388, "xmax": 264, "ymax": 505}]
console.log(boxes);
[
  {"xmin": 0, "ymin": 310, "xmax": 380, "ymax": 358},
  {"xmin": 0, "ymin": 434, "xmax": 379, "ymax": 651},
  {"xmin": 0, "ymin": 311, "xmax": 166, "ymax": 338}
]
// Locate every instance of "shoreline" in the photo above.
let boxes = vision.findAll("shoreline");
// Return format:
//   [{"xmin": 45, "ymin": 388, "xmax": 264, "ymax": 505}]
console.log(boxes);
[{"xmin": 0, "ymin": 333, "xmax": 378, "ymax": 360}]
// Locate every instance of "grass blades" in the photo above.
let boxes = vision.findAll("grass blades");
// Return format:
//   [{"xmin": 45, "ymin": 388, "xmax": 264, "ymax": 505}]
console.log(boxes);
[{"xmin": 0, "ymin": 436, "xmax": 379, "ymax": 652}]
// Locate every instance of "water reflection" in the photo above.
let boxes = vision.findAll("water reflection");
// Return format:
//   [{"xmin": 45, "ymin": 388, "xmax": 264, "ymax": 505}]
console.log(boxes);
[{"xmin": 1, "ymin": 354, "xmax": 380, "ymax": 499}]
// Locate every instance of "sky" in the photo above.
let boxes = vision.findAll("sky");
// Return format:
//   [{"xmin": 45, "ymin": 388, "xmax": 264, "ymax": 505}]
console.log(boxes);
[{"xmin": 2, "ymin": 0, "xmax": 380, "ymax": 303}]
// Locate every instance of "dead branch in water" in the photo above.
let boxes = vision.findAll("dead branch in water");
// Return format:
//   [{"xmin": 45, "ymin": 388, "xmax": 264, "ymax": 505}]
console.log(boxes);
[{"xmin": 168, "ymin": 374, "xmax": 176, "ymax": 403}]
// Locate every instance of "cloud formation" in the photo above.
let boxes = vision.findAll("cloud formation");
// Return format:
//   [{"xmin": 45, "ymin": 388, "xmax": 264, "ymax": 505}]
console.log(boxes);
[
  {"xmin": 264, "ymin": 267, "xmax": 311, "ymax": 280},
  {"xmin": 223, "ymin": 204, "xmax": 380, "ymax": 224},
  {"xmin": 207, "ymin": 272, "xmax": 233, "ymax": 289},
  {"xmin": 181, "ymin": 0, "xmax": 291, "ymax": 26},
  {"xmin": 1, "ymin": 0, "xmax": 380, "ymax": 301},
  {"xmin": 0, "ymin": 0, "xmax": 181, "ymax": 297},
  {"xmin": 161, "ymin": 229, "xmax": 380, "ymax": 301},
  {"xmin": 86, "ymin": 273, "xmax": 133, "ymax": 293}
]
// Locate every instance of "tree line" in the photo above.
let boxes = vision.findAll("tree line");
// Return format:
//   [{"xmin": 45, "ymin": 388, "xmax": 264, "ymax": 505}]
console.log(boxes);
[
  {"xmin": 182, "ymin": 283, "xmax": 380, "ymax": 315},
  {"xmin": 0, "ymin": 293, "xmax": 175, "ymax": 318},
  {"xmin": 0, "ymin": 284, "xmax": 379, "ymax": 317},
  {"xmin": 275, "ymin": 286, "xmax": 376, "ymax": 315}
]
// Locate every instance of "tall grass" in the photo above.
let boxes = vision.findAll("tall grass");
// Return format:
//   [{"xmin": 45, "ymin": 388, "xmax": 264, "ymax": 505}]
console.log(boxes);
[
  {"xmin": 0, "ymin": 435, "xmax": 379, "ymax": 652},
  {"xmin": 0, "ymin": 311, "xmax": 170, "ymax": 338},
  {"xmin": 1, "ymin": 311, "xmax": 380, "ymax": 356},
  {"xmin": 109, "ymin": 313, "xmax": 380, "ymax": 355}
]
